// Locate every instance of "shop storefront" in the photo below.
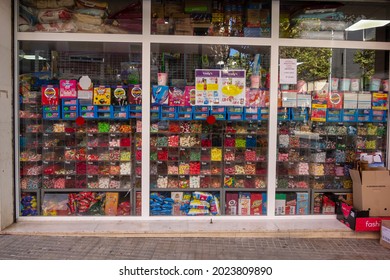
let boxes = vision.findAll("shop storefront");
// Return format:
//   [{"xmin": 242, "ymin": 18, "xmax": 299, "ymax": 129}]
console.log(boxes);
[{"xmin": 15, "ymin": 0, "xmax": 389, "ymax": 220}]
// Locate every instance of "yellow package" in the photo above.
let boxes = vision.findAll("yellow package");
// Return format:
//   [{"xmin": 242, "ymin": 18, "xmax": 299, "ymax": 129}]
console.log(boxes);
[
  {"xmin": 105, "ymin": 192, "xmax": 119, "ymax": 216},
  {"xmin": 93, "ymin": 86, "xmax": 111, "ymax": 105}
]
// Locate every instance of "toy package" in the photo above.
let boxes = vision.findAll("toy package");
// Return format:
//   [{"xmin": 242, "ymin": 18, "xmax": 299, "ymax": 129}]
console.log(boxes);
[
  {"xmin": 59, "ymin": 80, "xmax": 77, "ymax": 99},
  {"xmin": 41, "ymin": 85, "xmax": 59, "ymax": 105},
  {"xmin": 168, "ymin": 87, "xmax": 190, "ymax": 106},
  {"xmin": 152, "ymin": 85, "xmax": 169, "ymax": 105},
  {"xmin": 77, "ymin": 76, "xmax": 93, "ymax": 104},
  {"xmin": 128, "ymin": 84, "xmax": 142, "ymax": 104},
  {"xmin": 327, "ymin": 91, "xmax": 343, "ymax": 109},
  {"xmin": 93, "ymin": 85, "xmax": 111, "ymax": 105},
  {"xmin": 111, "ymin": 85, "xmax": 128, "ymax": 106},
  {"xmin": 372, "ymin": 92, "xmax": 388, "ymax": 110}
]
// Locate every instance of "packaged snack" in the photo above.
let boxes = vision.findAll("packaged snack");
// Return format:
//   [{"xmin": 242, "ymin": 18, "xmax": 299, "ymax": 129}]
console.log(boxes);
[
  {"xmin": 275, "ymin": 193, "xmax": 286, "ymax": 215},
  {"xmin": 76, "ymin": 0, "xmax": 108, "ymax": 10},
  {"xmin": 327, "ymin": 91, "xmax": 343, "ymax": 109},
  {"xmin": 41, "ymin": 85, "xmax": 59, "ymax": 105},
  {"xmin": 78, "ymin": 76, "xmax": 93, "ymax": 102},
  {"xmin": 60, "ymin": 80, "xmax": 77, "ymax": 98},
  {"xmin": 34, "ymin": 20, "xmax": 78, "ymax": 33},
  {"xmin": 20, "ymin": 4, "xmax": 39, "ymax": 26},
  {"xmin": 187, "ymin": 208, "xmax": 210, "ymax": 216},
  {"xmin": 152, "ymin": 85, "xmax": 169, "ymax": 105},
  {"xmin": 171, "ymin": 192, "xmax": 183, "ymax": 216},
  {"xmin": 322, "ymin": 195, "xmax": 335, "ymax": 214},
  {"xmin": 189, "ymin": 199, "xmax": 210, "ymax": 210},
  {"xmin": 285, "ymin": 193, "xmax": 297, "ymax": 215},
  {"xmin": 250, "ymin": 193, "xmax": 262, "ymax": 215},
  {"xmin": 210, "ymin": 196, "xmax": 220, "ymax": 215},
  {"xmin": 21, "ymin": 0, "xmax": 75, "ymax": 9},
  {"xmin": 37, "ymin": 8, "xmax": 72, "ymax": 23},
  {"xmin": 73, "ymin": 12, "xmax": 104, "ymax": 25},
  {"xmin": 74, "ymin": 21, "xmax": 105, "ymax": 33},
  {"xmin": 192, "ymin": 191, "xmax": 213, "ymax": 202},
  {"xmin": 238, "ymin": 192, "xmax": 251, "ymax": 216},
  {"xmin": 225, "ymin": 193, "xmax": 237, "ymax": 214},
  {"xmin": 93, "ymin": 85, "xmax": 111, "ymax": 105},
  {"xmin": 127, "ymin": 85, "xmax": 142, "ymax": 104},
  {"xmin": 111, "ymin": 85, "xmax": 128, "ymax": 106},
  {"xmin": 168, "ymin": 87, "xmax": 189, "ymax": 106}
]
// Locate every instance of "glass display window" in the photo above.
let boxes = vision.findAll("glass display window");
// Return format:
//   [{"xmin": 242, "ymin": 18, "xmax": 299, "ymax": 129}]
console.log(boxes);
[
  {"xmin": 151, "ymin": 0, "xmax": 272, "ymax": 37},
  {"xmin": 18, "ymin": 0, "xmax": 142, "ymax": 34},
  {"xmin": 18, "ymin": 41, "xmax": 141, "ymax": 216},
  {"xmin": 276, "ymin": 47, "xmax": 388, "ymax": 215},
  {"xmin": 15, "ymin": 1, "xmax": 390, "ymax": 219},
  {"xmin": 280, "ymin": 0, "xmax": 390, "ymax": 42},
  {"xmin": 150, "ymin": 43, "xmax": 271, "ymax": 216}
]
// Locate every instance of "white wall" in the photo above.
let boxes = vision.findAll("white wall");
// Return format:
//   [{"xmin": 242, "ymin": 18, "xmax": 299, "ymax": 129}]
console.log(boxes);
[{"xmin": 0, "ymin": 0, "xmax": 14, "ymax": 230}]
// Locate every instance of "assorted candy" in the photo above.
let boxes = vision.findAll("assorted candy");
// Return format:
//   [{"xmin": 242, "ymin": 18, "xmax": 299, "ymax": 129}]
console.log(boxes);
[{"xmin": 20, "ymin": 113, "xmax": 388, "ymax": 216}]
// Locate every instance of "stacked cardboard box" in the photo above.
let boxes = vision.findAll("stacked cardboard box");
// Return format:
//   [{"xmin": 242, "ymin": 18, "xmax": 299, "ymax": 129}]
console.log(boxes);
[{"xmin": 349, "ymin": 168, "xmax": 390, "ymax": 216}]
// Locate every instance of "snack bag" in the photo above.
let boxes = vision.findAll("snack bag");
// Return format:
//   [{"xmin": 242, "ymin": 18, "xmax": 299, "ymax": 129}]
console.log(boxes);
[
  {"xmin": 210, "ymin": 196, "xmax": 220, "ymax": 216},
  {"xmin": 105, "ymin": 192, "xmax": 118, "ymax": 216}
]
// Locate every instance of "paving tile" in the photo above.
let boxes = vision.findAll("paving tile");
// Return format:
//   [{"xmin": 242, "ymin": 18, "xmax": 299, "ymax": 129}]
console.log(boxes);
[{"xmin": 1, "ymin": 235, "xmax": 390, "ymax": 260}]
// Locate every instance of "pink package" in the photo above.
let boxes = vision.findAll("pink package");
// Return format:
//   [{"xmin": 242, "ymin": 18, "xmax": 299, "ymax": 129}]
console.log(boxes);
[
  {"xmin": 246, "ymin": 88, "xmax": 269, "ymax": 107},
  {"xmin": 60, "ymin": 80, "xmax": 77, "ymax": 98},
  {"xmin": 168, "ymin": 87, "xmax": 190, "ymax": 106},
  {"xmin": 185, "ymin": 86, "xmax": 196, "ymax": 106},
  {"xmin": 225, "ymin": 193, "xmax": 238, "ymax": 215}
]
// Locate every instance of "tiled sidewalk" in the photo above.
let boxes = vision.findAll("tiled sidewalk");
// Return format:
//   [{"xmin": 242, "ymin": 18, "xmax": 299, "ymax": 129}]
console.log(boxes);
[{"xmin": 1, "ymin": 235, "xmax": 389, "ymax": 260}]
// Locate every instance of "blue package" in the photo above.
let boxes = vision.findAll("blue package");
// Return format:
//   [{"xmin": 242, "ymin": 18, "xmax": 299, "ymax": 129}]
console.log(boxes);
[
  {"xmin": 163, "ymin": 198, "xmax": 174, "ymax": 204},
  {"xmin": 152, "ymin": 85, "xmax": 169, "ymax": 105}
]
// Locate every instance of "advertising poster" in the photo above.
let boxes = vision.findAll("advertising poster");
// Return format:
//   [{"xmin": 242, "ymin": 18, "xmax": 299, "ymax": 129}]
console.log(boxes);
[
  {"xmin": 195, "ymin": 69, "xmax": 220, "ymax": 105},
  {"xmin": 280, "ymin": 59, "xmax": 297, "ymax": 84},
  {"xmin": 219, "ymin": 69, "xmax": 246, "ymax": 106},
  {"xmin": 195, "ymin": 69, "xmax": 246, "ymax": 106}
]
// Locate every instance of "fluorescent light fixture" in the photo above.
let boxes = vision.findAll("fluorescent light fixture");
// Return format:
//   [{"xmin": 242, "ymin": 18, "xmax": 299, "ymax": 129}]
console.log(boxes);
[
  {"xmin": 345, "ymin": 19, "xmax": 390, "ymax": 31},
  {"xmin": 19, "ymin": 55, "xmax": 47, "ymax": 60}
]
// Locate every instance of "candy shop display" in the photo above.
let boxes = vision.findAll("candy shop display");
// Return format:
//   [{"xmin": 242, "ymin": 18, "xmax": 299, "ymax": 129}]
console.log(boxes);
[
  {"xmin": 150, "ymin": 120, "xmax": 269, "ymax": 204},
  {"xmin": 41, "ymin": 192, "xmax": 131, "ymax": 216},
  {"xmin": 20, "ymin": 90, "xmax": 137, "ymax": 216},
  {"xmin": 150, "ymin": 191, "xmax": 220, "ymax": 216},
  {"xmin": 20, "ymin": 193, "xmax": 38, "ymax": 216},
  {"xmin": 277, "ymin": 116, "xmax": 387, "ymax": 215},
  {"xmin": 18, "ymin": 80, "xmax": 388, "ymax": 217}
]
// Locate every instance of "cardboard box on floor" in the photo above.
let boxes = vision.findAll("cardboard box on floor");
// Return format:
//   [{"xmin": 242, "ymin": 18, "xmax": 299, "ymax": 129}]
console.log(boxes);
[
  {"xmin": 336, "ymin": 202, "xmax": 390, "ymax": 232},
  {"xmin": 380, "ymin": 220, "xmax": 390, "ymax": 249},
  {"xmin": 349, "ymin": 169, "xmax": 390, "ymax": 216}
]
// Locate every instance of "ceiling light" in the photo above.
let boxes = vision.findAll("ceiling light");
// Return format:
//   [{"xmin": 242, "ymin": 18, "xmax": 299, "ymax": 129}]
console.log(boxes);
[
  {"xmin": 19, "ymin": 55, "xmax": 47, "ymax": 60},
  {"xmin": 345, "ymin": 19, "xmax": 390, "ymax": 31}
]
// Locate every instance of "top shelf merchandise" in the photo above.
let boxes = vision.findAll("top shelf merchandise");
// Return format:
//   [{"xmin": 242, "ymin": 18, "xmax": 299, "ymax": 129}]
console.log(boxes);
[
  {"xmin": 19, "ymin": 0, "xmax": 143, "ymax": 34},
  {"xmin": 151, "ymin": 0, "xmax": 272, "ymax": 37}
]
